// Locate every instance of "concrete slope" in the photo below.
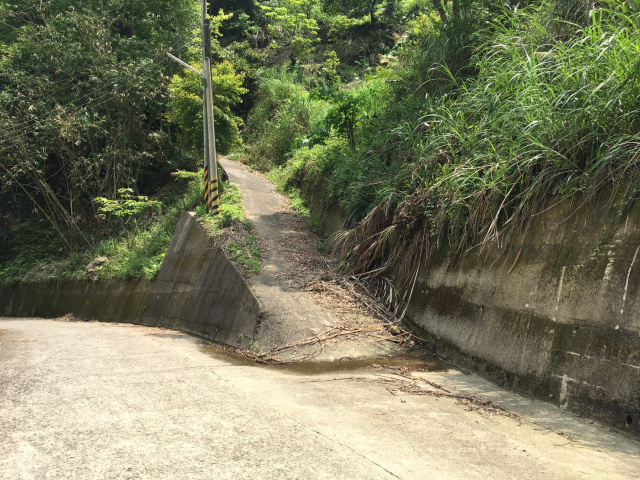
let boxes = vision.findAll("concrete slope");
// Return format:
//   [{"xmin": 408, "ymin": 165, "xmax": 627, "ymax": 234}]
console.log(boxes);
[
  {"xmin": 406, "ymin": 194, "xmax": 640, "ymax": 434},
  {"xmin": 1, "ymin": 319, "xmax": 638, "ymax": 480},
  {"xmin": 219, "ymin": 157, "xmax": 404, "ymax": 359},
  {"xmin": 143, "ymin": 211, "xmax": 259, "ymax": 348}
]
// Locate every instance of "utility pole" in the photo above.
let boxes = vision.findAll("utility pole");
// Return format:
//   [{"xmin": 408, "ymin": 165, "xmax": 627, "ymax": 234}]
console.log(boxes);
[
  {"xmin": 167, "ymin": 1, "xmax": 219, "ymax": 215},
  {"xmin": 201, "ymin": 0, "xmax": 219, "ymax": 215}
]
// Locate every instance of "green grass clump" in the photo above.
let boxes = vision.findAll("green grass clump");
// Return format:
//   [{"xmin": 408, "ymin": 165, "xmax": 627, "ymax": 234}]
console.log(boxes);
[
  {"xmin": 239, "ymin": 0, "xmax": 640, "ymax": 287},
  {"xmin": 335, "ymin": 0, "xmax": 640, "ymax": 284},
  {"xmin": 228, "ymin": 233, "xmax": 261, "ymax": 274},
  {"xmin": 196, "ymin": 181, "xmax": 262, "ymax": 275},
  {"xmin": 196, "ymin": 182, "xmax": 246, "ymax": 231}
]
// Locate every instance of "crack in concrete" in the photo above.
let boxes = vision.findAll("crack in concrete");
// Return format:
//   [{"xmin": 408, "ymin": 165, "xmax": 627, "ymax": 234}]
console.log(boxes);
[{"xmin": 261, "ymin": 401, "xmax": 402, "ymax": 479}]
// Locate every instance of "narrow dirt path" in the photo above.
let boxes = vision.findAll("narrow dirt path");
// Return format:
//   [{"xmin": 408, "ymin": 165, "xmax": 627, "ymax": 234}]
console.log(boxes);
[{"xmin": 219, "ymin": 157, "xmax": 405, "ymax": 361}]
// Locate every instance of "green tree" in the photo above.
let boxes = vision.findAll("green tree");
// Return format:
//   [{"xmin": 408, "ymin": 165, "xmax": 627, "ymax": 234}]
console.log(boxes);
[
  {"xmin": 168, "ymin": 60, "xmax": 247, "ymax": 155},
  {"xmin": 0, "ymin": 1, "xmax": 198, "ymax": 249},
  {"xmin": 260, "ymin": 0, "xmax": 319, "ymax": 63},
  {"xmin": 322, "ymin": 0, "xmax": 382, "ymax": 23},
  {"xmin": 166, "ymin": 9, "xmax": 247, "ymax": 155},
  {"xmin": 310, "ymin": 87, "xmax": 362, "ymax": 149}
]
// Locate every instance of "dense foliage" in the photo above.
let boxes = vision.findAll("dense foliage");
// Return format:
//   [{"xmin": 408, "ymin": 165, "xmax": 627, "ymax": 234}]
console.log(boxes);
[
  {"xmin": 0, "ymin": 1, "xmax": 246, "ymax": 279},
  {"xmin": 1, "ymin": 1, "xmax": 195, "ymax": 246},
  {"xmin": 237, "ymin": 0, "xmax": 640, "ymax": 288},
  {"xmin": 3, "ymin": 0, "xmax": 639, "ymax": 288}
]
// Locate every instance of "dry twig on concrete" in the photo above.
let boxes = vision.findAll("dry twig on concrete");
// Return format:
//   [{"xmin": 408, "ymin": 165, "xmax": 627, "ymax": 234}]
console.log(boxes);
[{"xmin": 372, "ymin": 366, "xmax": 523, "ymax": 422}]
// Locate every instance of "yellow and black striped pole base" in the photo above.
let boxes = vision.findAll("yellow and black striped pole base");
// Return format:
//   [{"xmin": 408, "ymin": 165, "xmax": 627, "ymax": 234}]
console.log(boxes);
[
  {"xmin": 210, "ymin": 177, "xmax": 220, "ymax": 216},
  {"xmin": 204, "ymin": 165, "xmax": 220, "ymax": 215},
  {"xmin": 204, "ymin": 165, "xmax": 211, "ymax": 212}
]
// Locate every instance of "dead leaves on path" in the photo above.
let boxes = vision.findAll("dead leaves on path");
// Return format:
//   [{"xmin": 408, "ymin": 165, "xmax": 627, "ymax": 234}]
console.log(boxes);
[
  {"xmin": 292, "ymin": 363, "xmax": 523, "ymax": 422},
  {"xmin": 271, "ymin": 214, "xmax": 397, "ymax": 322}
]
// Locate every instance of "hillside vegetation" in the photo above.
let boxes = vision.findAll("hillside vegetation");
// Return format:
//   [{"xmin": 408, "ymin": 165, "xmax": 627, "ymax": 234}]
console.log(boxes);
[
  {"xmin": 0, "ymin": 1, "xmax": 248, "ymax": 281},
  {"xmin": 235, "ymin": 0, "xmax": 640, "ymax": 288},
  {"xmin": 1, "ymin": 0, "xmax": 638, "ymax": 287}
]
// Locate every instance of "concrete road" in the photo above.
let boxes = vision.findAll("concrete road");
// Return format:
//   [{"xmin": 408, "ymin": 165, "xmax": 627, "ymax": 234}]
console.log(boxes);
[
  {"xmin": 1, "ymin": 318, "xmax": 639, "ymax": 479},
  {"xmin": 218, "ymin": 156, "xmax": 341, "ymax": 353}
]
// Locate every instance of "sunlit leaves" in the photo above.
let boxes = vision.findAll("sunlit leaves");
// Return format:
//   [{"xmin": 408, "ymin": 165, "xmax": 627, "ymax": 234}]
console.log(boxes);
[{"xmin": 167, "ymin": 60, "xmax": 247, "ymax": 155}]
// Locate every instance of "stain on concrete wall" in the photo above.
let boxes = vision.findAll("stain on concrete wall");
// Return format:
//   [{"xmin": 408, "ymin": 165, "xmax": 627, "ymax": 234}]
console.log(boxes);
[
  {"xmin": 405, "ymin": 195, "xmax": 640, "ymax": 434},
  {"xmin": 0, "ymin": 279, "xmax": 153, "ymax": 323}
]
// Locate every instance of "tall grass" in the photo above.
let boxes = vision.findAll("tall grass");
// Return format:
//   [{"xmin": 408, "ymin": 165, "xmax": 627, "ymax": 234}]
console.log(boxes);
[
  {"xmin": 236, "ymin": 0, "xmax": 640, "ymax": 293},
  {"xmin": 398, "ymin": 0, "xmax": 485, "ymax": 99},
  {"xmin": 337, "ymin": 0, "xmax": 640, "ymax": 285}
]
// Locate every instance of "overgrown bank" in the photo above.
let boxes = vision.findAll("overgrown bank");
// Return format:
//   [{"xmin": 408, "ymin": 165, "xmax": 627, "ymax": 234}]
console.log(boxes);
[
  {"xmin": 0, "ymin": 2, "xmax": 250, "ymax": 283},
  {"xmin": 0, "ymin": 172, "xmax": 258, "ymax": 284},
  {"xmin": 232, "ymin": 0, "xmax": 640, "ymax": 433},
  {"xmin": 239, "ymin": 0, "xmax": 640, "ymax": 291},
  {"xmin": 3, "ymin": 1, "xmax": 638, "ymax": 290}
]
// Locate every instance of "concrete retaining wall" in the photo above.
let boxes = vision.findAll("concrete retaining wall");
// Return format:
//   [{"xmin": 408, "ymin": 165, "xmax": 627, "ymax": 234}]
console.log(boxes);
[
  {"xmin": 0, "ymin": 279, "xmax": 153, "ymax": 323},
  {"xmin": 143, "ymin": 212, "xmax": 259, "ymax": 348},
  {"xmin": 405, "ymin": 195, "xmax": 640, "ymax": 434},
  {"xmin": 0, "ymin": 212, "xmax": 260, "ymax": 349},
  {"xmin": 299, "ymin": 179, "xmax": 640, "ymax": 434},
  {"xmin": 301, "ymin": 180, "xmax": 350, "ymax": 236}
]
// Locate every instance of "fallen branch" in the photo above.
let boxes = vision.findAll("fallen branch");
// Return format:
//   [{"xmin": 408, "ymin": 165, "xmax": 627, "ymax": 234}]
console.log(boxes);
[{"xmin": 263, "ymin": 324, "xmax": 389, "ymax": 357}]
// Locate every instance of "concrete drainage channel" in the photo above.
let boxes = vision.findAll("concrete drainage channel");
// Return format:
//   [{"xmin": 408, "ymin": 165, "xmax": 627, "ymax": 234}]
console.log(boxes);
[
  {"xmin": 0, "ymin": 210, "xmax": 407, "ymax": 361},
  {"xmin": 2, "ymin": 208, "xmax": 640, "ymax": 438},
  {"xmin": 199, "ymin": 339, "xmax": 450, "ymax": 375}
]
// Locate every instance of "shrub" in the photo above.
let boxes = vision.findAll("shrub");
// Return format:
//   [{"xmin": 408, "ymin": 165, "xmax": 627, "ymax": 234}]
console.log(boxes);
[
  {"xmin": 243, "ymin": 67, "xmax": 329, "ymax": 169},
  {"xmin": 337, "ymin": 0, "xmax": 640, "ymax": 284}
]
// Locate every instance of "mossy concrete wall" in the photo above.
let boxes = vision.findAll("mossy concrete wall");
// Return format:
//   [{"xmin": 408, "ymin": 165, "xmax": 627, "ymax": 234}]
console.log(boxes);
[
  {"xmin": 0, "ymin": 279, "xmax": 153, "ymax": 323},
  {"xmin": 301, "ymin": 180, "xmax": 350, "ymax": 235},
  {"xmin": 405, "ymin": 196, "xmax": 640, "ymax": 435},
  {"xmin": 143, "ymin": 212, "xmax": 259, "ymax": 348},
  {"xmin": 0, "ymin": 212, "xmax": 259, "ymax": 349}
]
